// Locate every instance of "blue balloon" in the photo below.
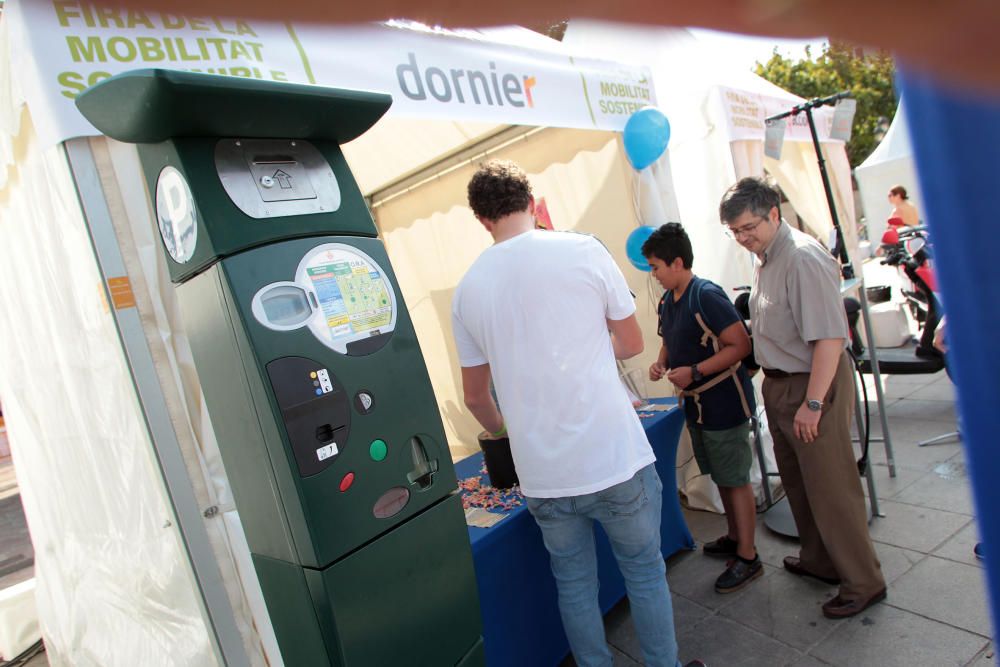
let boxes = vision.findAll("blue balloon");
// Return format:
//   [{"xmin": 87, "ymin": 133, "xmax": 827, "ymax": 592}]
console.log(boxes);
[
  {"xmin": 626, "ymin": 226, "xmax": 657, "ymax": 271},
  {"xmin": 623, "ymin": 107, "xmax": 671, "ymax": 170}
]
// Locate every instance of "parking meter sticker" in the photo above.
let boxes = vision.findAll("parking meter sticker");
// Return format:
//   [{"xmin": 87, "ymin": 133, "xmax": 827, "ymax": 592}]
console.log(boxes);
[{"xmin": 155, "ymin": 166, "xmax": 197, "ymax": 263}]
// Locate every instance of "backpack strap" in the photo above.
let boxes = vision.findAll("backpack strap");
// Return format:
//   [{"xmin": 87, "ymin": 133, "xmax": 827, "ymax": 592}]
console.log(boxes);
[{"xmin": 679, "ymin": 278, "xmax": 752, "ymax": 424}]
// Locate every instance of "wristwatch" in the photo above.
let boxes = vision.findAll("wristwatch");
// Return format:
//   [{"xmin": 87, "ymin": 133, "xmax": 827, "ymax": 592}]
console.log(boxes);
[
  {"xmin": 806, "ymin": 399, "xmax": 823, "ymax": 412},
  {"xmin": 690, "ymin": 364, "xmax": 704, "ymax": 382}
]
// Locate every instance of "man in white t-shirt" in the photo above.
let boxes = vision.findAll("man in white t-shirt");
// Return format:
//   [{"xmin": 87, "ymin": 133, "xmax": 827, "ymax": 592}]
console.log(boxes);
[{"xmin": 453, "ymin": 160, "xmax": 700, "ymax": 667}]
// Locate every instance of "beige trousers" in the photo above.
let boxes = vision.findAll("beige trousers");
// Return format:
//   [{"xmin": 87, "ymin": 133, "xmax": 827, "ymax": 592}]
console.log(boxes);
[{"xmin": 763, "ymin": 353, "xmax": 885, "ymax": 600}]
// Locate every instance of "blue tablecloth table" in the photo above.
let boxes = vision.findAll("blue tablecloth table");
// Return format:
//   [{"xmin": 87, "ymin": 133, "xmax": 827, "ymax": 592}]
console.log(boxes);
[{"xmin": 456, "ymin": 397, "xmax": 693, "ymax": 667}]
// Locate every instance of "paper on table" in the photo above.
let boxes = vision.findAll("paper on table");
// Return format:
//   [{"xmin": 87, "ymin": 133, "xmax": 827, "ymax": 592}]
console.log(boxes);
[
  {"xmin": 636, "ymin": 402, "xmax": 672, "ymax": 412},
  {"xmin": 465, "ymin": 507, "xmax": 508, "ymax": 528}
]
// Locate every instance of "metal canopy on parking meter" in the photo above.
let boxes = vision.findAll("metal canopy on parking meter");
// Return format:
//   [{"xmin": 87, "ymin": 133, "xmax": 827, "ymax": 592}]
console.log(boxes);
[
  {"xmin": 77, "ymin": 69, "xmax": 392, "ymax": 283},
  {"xmin": 75, "ymin": 70, "xmax": 484, "ymax": 667}
]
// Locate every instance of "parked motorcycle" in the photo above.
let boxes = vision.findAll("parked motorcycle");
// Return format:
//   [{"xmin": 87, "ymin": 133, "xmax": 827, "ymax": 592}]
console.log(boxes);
[{"xmin": 879, "ymin": 223, "xmax": 942, "ymax": 358}]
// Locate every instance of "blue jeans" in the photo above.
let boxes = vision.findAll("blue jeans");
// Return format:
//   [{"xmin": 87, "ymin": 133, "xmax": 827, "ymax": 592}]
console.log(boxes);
[{"xmin": 526, "ymin": 464, "xmax": 681, "ymax": 667}]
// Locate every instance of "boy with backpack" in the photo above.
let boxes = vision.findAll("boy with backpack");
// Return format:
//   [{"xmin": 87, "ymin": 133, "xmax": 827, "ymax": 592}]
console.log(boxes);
[{"xmin": 643, "ymin": 223, "xmax": 762, "ymax": 593}]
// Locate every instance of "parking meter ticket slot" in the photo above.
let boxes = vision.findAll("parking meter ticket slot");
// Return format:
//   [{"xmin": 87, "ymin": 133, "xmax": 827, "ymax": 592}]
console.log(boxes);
[
  {"xmin": 317, "ymin": 442, "xmax": 339, "ymax": 461},
  {"xmin": 249, "ymin": 159, "xmax": 318, "ymax": 203}
]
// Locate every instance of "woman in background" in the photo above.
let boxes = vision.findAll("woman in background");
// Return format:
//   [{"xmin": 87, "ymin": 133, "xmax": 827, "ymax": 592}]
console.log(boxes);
[{"xmin": 888, "ymin": 185, "xmax": 920, "ymax": 227}]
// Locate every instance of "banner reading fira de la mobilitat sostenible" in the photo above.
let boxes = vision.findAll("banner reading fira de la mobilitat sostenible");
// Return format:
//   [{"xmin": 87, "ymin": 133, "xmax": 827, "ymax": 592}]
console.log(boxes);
[{"xmin": 6, "ymin": 0, "xmax": 658, "ymax": 148}]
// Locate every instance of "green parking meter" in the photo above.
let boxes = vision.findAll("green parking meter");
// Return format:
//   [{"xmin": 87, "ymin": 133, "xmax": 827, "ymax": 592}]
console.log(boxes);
[{"xmin": 77, "ymin": 70, "xmax": 484, "ymax": 667}]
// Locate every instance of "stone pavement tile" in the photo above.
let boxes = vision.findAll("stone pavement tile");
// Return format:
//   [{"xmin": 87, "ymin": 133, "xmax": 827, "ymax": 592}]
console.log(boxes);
[
  {"xmin": 666, "ymin": 550, "xmax": 756, "ymax": 612},
  {"xmin": 885, "ymin": 398, "xmax": 957, "ymax": 424},
  {"xmin": 677, "ymin": 615, "xmax": 799, "ymax": 667},
  {"xmin": 787, "ymin": 655, "xmax": 833, "ymax": 667},
  {"xmin": 865, "ymin": 427, "xmax": 963, "ymax": 475},
  {"xmin": 873, "ymin": 541, "xmax": 925, "ymax": 586},
  {"xmin": 604, "ymin": 595, "xmax": 711, "ymax": 662},
  {"xmin": 933, "ymin": 521, "xmax": 984, "ymax": 568},
  {"xmin": 881, "ymin": 369, "xmax": 948, "ymax": 387},
  {"xmin": 680, "ymin": 507, "xmax": 728, "ymax": 546},
  {"xmin": 965, "ymin": 643, "xmax": 994, "ymax": 666},
  {"xmin": 888, "ymin": 556, "xmax": 992, "ymax": 637},
  {"xmin": 718, "ymin": 564, "xmax": 840, "ymax": 651},
  {"xmin": 868, "ymin": 500, "xmax": 970, "ymax": 554},
  {"xmin": 864, "ymin": 463, "xmax": 925, "ymax": 501},
  {"xmin": 810, "ymin": 603, "xmax": 988, "ymax": 667},
  {"xmin": 610, "ymin": 646, "xmax": 639, "ymax": 667},
  {"xmin": 672, "ymin": 593, "xmax": 713, "ymax": 637},
  {"xmin": 754, "ymin": 518, "xmax": 801, "ymax": 569},
  {"xmin": 905, "ymin": 379, "xmax": 956, "ymax": 403},
  {"xmin": 0, "ymin": 565, "xmax": 34, "ymax": 591},
  {"xmin": 893, "ymin": 464, "xmax": 975, "ymax": 516},
  {"xmin": 557, "ymin": 644, "xmax": 638, "ymax": 667}
]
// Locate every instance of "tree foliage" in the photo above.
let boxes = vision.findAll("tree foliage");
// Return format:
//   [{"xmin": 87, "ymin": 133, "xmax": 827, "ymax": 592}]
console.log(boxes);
[{"xmin": 755, "ymin": 42, "xmax": 897, "ymax": 167}]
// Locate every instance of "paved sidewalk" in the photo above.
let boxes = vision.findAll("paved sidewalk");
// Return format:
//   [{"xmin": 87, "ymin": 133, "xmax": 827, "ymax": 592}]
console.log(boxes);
[
  {"xmin": 565, "ymin": 369, "xmax": 993, "ymax": 666},
  {"xmin": 0, "ymin": 459, "xmax": 33, "ymax": 592},
  {"xmin": 4, "ymin": 371, "xmax": 990, "ymax": 666}
]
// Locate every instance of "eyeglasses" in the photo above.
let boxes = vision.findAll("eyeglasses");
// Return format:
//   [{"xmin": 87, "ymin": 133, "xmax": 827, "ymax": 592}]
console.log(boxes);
[{"xmin": 724, "ymin": 217, "xmax": 768, "ymax": 240}]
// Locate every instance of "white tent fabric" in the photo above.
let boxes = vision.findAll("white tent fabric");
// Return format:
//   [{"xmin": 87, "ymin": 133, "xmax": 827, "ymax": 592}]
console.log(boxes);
[
  {"xmin": 856, "ymin": 102, "xmax": 922, "ymax": 245},
  {"xmin": 0, "ymin": 16, "xmax": 664, "ymax": 665},
  {"xmin": 0, "ymin": 113, "xmax": 223, "ymax": 666},
  {"xmin": 0, "ymin": 11, "xmax": 863, "ymax": 663}
]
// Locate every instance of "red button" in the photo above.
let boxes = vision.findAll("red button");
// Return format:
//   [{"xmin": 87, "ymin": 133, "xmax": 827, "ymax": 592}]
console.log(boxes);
[{"xmin": 339, "ymin": 472, "xmax": 355, "ymax": 492}]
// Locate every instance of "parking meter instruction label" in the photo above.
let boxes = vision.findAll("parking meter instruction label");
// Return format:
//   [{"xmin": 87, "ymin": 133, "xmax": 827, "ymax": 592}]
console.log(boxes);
[{"xmin": 306, "ymin": 255, "xmax": 392, "ymax": 341}]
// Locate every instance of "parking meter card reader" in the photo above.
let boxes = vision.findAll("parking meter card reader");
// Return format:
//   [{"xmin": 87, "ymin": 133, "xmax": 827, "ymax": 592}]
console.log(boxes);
[{"xmin": 266, "ymin": 356, "xmax": 350, "ymax": 478}]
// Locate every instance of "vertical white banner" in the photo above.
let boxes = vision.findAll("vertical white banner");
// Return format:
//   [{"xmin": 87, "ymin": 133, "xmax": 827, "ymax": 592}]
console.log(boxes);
[
  {"xmin": 764, "ymin": 118, "xmax": 786, "ymax": 159},
  {"xmin": 830, "ymin": 98, "xmax": 858, "ymax": 142}
]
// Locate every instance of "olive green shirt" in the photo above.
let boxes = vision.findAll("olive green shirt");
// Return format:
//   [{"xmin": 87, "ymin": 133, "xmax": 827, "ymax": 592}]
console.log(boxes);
[{"xmin": 750, "ymin": 222, "xmax": 848, "ymax": 373}]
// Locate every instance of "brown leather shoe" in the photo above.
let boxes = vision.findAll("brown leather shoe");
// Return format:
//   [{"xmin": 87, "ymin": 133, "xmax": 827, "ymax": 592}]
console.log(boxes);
[
  {"xmin": 783, "ymin": 556, "xmax": 841, "ymax": 586},
  {"xmin": 822, "ymin": 588, "xmax": 887, "ymax": 619}
]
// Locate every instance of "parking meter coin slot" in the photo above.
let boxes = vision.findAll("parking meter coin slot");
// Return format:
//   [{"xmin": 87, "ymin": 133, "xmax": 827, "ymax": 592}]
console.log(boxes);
[{"xmin": 354, "ymin": 391, "xmax": 375, "ymax": 415}]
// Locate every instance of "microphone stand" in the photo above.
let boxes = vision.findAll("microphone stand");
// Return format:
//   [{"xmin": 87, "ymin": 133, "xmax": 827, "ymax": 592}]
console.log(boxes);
[{"xmin": 767, "ymin": 91, "xmax": 854, "ymax": 279}]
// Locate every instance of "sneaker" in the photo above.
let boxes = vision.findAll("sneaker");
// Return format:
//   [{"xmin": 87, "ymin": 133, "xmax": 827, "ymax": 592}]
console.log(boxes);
[
  {"xmin": 715, "ymin": 556, "xmax": 763, "ymax": 593},
  {"xmin": 702, "ymin": 535, "xmax": 738, "ymax": 557}
]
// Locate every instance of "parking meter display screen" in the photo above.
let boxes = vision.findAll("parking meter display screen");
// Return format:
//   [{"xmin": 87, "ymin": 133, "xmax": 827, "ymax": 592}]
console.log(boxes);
[
  {"xmin": 301, "ymin": 245, "xmax": 395, "ymax": 351},
  {"xmin": 262, "ymin": 288, "xmax": 311, "ymax": 326}
]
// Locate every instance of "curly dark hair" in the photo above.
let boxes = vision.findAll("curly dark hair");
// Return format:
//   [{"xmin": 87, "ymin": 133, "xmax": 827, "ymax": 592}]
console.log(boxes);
[
  {"xmin": 467, "ymin": 159, "xmax": 533, "ymax": 221},
  {"xmin": 641, "ymin": 222, "xmax": 693, "ymax": 269},
  {"xmin": 719, "ymin": 177, "xmax": 781, "ymax": 224}
]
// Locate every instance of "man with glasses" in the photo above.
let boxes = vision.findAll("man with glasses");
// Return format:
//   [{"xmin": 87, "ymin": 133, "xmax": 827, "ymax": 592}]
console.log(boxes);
[{"xmin": 719, "ymin": 177, "xmax": 886, "ymax": 619}]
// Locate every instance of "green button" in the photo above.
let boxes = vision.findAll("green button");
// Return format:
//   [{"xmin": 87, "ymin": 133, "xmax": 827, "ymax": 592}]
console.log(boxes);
[{"xmin": 369, "ymin": 439, "xmax": 388, "ymax": 462}]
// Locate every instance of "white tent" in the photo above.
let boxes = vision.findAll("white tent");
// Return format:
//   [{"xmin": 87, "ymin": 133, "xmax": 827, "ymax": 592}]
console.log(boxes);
[
  {"xmin": 0, "ymin": 4, "xmax": 857, "ymax": 663},
  {"xmin": 561, "ymin": 21, "xmax": 859, "ymax": 509},
  {"xmin": 855, "ymin": 101, "xmax": 923, "ymax": 244}
]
